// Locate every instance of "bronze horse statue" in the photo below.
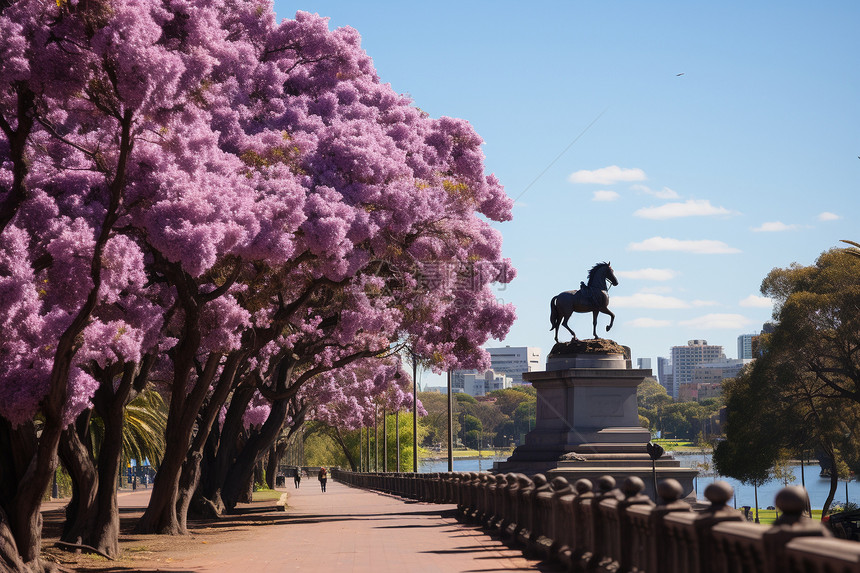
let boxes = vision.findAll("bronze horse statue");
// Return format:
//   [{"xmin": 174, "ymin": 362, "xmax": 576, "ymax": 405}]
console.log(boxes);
[{"xmin": 550, "ymin": 262, "xmax": 618, "ymax": 342}]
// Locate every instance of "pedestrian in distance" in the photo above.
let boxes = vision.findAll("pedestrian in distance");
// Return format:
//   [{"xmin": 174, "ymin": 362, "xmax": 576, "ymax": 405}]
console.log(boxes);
[
  {"xmin": 318, "ymin": 467, "xmax": 327, "ymax": 492},
  {"xmin": 294, "ymin": 469, "xmax": 301, "ymax": 489}
]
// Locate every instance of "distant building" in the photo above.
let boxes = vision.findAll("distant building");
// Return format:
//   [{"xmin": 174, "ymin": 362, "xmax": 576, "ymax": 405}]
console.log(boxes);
[
  {"xmin": 452, "ymin": 368, "xmax": 512, "ymax": 397},
  {"xmin": 692, "ymin": 359, "xmax": 753, "ymax": 385},
  {"xmin": 487, "ymin": 346, "xmax": 541, "ymax": 386},
  {"xmin": 737, "ymin": 333, "xmax": 756, "ymax": 360},
  {"xmin": 657, "ymin": 357, "xmax": 673, "ymax": 397},
  {"xmin": 636, "ymin": 357, "xmax": 652, "ymax": 371},
  {"xmin": 669, "ymin": 340, "xmax": 725, "ymax": 400},
  {"xmin": 678, "ymin": 382, "xmax": 723, "ymax": 403},
  {"xmin": 676, "ymin": 358, "xmax": 753, "ymax": 403}
]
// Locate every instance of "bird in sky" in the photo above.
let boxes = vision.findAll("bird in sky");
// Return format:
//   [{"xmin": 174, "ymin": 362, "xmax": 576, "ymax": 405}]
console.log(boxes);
[{"xmin": 676, "ymin": 73, "xmax": 685, "ymax": 76}]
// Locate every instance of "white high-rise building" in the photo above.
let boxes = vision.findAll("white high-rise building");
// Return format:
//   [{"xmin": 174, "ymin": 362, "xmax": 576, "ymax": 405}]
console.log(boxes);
[
  {"xmin": 670, "ymin": 340, "xmax": 725, "ymax": 399},
  {"xmin": 451, "ymin": 369, "xmax": 512, "ymax": 397},
  {"xmin": 487, "ymin": 346, "xmax": 542, "ymax": 386},
  {"xmin": 657, "ymin": 357, "xmax": 673, "ymax": 397},
  {"xmin": 737, "ymin": 333, "xmax": 756, "ymax": 360}
]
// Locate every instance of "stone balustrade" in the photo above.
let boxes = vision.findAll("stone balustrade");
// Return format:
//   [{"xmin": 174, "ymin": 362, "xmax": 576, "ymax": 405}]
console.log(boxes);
[{"xmin": 332, "ymin": 469, "xmax": 860, "ymax": 572}]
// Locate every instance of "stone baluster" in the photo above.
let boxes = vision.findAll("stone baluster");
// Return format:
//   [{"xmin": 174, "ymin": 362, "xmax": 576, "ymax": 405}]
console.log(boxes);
[
  {"xmin": 650, "ymin": 478, "xmax": 693, "ymax": 573},
  {"xmin": 569, "ymin": 478, "xmax": 596, "ymax": 572},
  {"xmin": 664, "ymin": 481, "xmax": 743, "ymax": 573},
  {"xmin": 761, "ymin": 486, "xmax": 831, "ymax": 573},
  {"xmin": 617, "ymin": 476, "xmax": 655, "ymax": 573},
  {"xmin": 499, "ymin": 473, "xmax": 520, "ymax": 538},
  {"xmin": 590, "ymin": 475, "xmax": 624, "ymax": 571},
  {"xmin": 486, "ymin": 474, "xmax": 507, "ymax": 531},
  {"xmin": 535, "ymin": 476, "xmax": 570, "ymax": 559},
  {"xmin": 509, "ymin": 474, "xmax": 534, "ymax": 542},
  {"xmin": 519, "ymin": 474, "xmax": 549, "ymax": 552},
  {"xmin": 784, "ymin": 536, "xmax": 860, "ymax": 572}
]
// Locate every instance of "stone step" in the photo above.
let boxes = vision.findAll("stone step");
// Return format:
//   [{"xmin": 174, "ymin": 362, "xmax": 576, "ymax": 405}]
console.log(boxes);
[
  {"xmin": 557, "ymin": 458, "xmax": 682, "ymax": 468},
  {"xmin": 571, "ymin": 443, "xmax": 650, "ymax": 454}
]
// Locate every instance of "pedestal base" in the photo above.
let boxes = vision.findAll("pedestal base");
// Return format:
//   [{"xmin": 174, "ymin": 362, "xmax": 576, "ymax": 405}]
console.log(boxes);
[{"xmin": 493, "ymin": 354, "xmax": 697, "ymax": 500}]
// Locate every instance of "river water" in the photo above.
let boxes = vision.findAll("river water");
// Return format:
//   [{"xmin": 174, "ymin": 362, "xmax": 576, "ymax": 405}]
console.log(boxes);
[{"xmin": 418, "ymin": 452, "xmax": 856, "ymax": 512}]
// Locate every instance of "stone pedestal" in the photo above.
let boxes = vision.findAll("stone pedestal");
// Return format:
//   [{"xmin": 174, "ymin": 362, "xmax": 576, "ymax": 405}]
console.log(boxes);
[{"xmin": 494, "ymin": 347, "xmax": 697, "ymax": 500}]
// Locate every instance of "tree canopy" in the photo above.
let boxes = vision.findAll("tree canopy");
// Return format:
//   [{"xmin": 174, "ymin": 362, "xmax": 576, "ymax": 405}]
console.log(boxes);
[
  {"xmin": 715, "ymin": 247, "xmax": 860, "ymax": 517},
  {"xmin": 0, "ymin": 1, "xmax": 516, "ymax": 568}
]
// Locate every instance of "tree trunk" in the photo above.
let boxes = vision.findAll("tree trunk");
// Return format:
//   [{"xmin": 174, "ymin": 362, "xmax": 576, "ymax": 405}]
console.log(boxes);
[
  {"xmin": 57, "ymin": 422, "xmax": 97, "ymax": 547},
  {"xmin": 0, "ymin": 420, "xmax": 29, "ymax": 572},
  {"xmin": 753, "ymin": 481, "xmax": 760, "ymax": 523},
  {"xmin": 265, "ymin": 446, "xmax": 278, "ymax": 490},
  {"xmin": 175, "ymin": 354, "xmax": 241, "ymax": 529},
  {"xmin": 823, "ymin": 456, "xmax": 839, "ymax": 519},
  {"xmin": 200, "ymin": 385, "xmax": 256, "ymax": 511},
  {"xmin": 254, "ymin": 459, "xmax": 264, "ymax": 490},
  {"xmin": 331, "ymin": 426, "xmax": 358, "ymax": 471},
  {"xmin": 135, "ymin": 349, "xmax": 220, "ymax": 534},
  {"xmin": 221, "ymin": 398, "xmax": 289, "ymax": 511},
  {"xmin": 86, "ymin": 365, "xmax": 139, "ymax": 557}
]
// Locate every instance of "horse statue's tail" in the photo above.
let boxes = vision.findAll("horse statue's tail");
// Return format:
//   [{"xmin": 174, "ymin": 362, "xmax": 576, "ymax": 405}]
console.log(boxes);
[{"xmin": 549, "ymin": 295, "xmax": 560, "ymax": 331}]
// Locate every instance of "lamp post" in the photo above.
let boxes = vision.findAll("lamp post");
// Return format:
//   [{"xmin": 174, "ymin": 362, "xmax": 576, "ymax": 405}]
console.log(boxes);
[
  {"xmin": 374, "ymin": 402, "xmax": 379, "ymax": 472},
  {"xmin": 396, "ymin": 407, "xmax": 400, "ymax": 473},
  {"xmin": 412, "ymin": 350, "xmax": 418, "ymax": 473},
  {"xmin": 646, "ymin": 441, "xmax": 664, "ymax": 502},
  {"xmin": 447, "ymin": 370, "xmax": 453, "ymax": 472},
  {"xmin": 383, "ymin": 406, "xmax": 388, "ymax": 472}
]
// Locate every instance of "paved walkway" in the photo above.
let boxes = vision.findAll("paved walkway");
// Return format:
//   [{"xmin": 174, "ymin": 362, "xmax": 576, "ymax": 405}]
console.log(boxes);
[{"xmin": 46, "ymin": 480, "xmax": 557, "ymax": 572}]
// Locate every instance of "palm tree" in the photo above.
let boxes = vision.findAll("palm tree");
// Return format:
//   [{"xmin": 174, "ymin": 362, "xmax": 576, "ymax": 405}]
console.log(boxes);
[{"xmin": 89, "ymin": 389, "xmax": 168, "ymax": 473}]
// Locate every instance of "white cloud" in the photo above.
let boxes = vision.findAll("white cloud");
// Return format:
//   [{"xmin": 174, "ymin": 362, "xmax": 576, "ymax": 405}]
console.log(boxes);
[
  {"xmin": 634, "ymin": 199, "xmax": 734, "ymax": 220},
  {"xmin": 739, "ymin": 294, "xmax": 773, "ymax": 308},
  {"xmin": 568, "ymin": 165, "xmax": 646, "ymax": 185},
  {"xmin": 592, "ymin": 190, "xmax": 620, "ymax": 202},
  {"xmin": 691, "ymin": 300, "xmax": 719, "ymax": 307},
  {"xmin": 818, "ymin": 212, "xmax": 841, "ymax": 221},
  {"xmin": 751, "ymin": 221, "xmax": 801, "ymax": 232},
  {"xmin": 627, "ymin": 318, "xmax": 672, "ymax": 328},
  {"xmin": 616, "ymin": 268, "xmax": 678, "ymax": 281},
  {"xmin": 612, "ymin": 293, "xmax": 691, "ymax": 309},
  {"xmin": 639, "ymin": 286, "xmax": 674, "ymax": 294},
  {"xmin": 628, "ymin": 236, "xmax": 741, "ymax": 254},
  {"xmin": 678, "ymin": 313, "xmax": 754, "ymax": 329},
  {"xmin": 631, "ymin": 184, "xmax": 680, "ymax": 199}
]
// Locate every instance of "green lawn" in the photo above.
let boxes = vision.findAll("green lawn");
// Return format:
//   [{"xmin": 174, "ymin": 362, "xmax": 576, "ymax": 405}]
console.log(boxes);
[
  {"xmin": 418, "ymin": 447, "xmax": 514, "ymax": 459},
  {"xmin": 252, "ymin": 489, "xmax": 284, "ymax": 502},
  {"xmin": 652, "ymin": 439, "xmax": 701, "ymax": 451},
  {"xmin": 745, "ymin": 509, "xmax": 824, "ymax": 524}
]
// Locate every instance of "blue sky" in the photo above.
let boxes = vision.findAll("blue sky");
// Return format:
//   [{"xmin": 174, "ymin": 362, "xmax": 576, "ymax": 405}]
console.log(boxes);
[{"xmin": 274, "ymin": 1, "xmax": 859, "ymax": 385}]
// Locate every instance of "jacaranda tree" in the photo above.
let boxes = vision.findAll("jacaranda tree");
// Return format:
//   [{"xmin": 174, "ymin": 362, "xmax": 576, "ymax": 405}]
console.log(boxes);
[{"xmin": 0, "ymin": 1, "xmax": 516, "ymax": 569}]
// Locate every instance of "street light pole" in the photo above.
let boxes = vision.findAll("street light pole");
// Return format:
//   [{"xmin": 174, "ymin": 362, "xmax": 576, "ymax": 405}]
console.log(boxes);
[
  {"xmin": 447, "ymin": 370, "xmax": 453, "ymax": 472},
  {"xmin": 383, "ymin": 406, "xmax": 388, "ymax": 472},
  {"xmin": 396, "ymin": 407, "xmax": 400, "ymax": 473},
  {"xmin": 412, "ymin": 350, "xmax": 418, "ymax": 473},
  {"xmin": 374, "ymin": 402, "xmax": 379, "ymax": 472}
]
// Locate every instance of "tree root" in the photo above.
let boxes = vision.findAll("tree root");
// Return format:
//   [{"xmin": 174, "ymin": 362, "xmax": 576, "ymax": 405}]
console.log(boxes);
[{"xmin": 53, "ymin": 541, "xmax": 113, "ymax": 560}]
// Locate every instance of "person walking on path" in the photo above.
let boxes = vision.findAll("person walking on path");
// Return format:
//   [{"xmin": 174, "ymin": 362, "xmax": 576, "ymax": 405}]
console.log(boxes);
[
  {"xmin": 294, "ymin": 469, "xmax": 301, "ymax": 489},
  {"xmin": 318, "ymin": 467, "xmax": 327, "ymax": 492}
]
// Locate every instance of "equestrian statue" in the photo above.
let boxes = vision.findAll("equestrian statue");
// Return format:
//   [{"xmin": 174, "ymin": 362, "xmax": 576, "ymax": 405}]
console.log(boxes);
[{"xmin": 549, "ymin": 261, "xmax": 618, "ymax": 342}]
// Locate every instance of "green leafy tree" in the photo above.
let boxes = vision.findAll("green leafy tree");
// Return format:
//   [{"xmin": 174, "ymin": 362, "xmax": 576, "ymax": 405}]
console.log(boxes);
[
  {"xmin": 417, "ymin": 392, "xmax": 460, "ymax": 448},
  {"xmin": 637, "ymin": 377, "xmax": 672, "ymax": 434},
  {"xmin": 487, "ymin": 388, "xmax": 533, "ymax": 417}
]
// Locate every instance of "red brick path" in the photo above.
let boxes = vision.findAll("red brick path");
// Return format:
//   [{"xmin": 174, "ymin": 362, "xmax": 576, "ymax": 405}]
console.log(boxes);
[{"xmin": 48, "ymin": 479, "xmax": 557, "ymax": 572}]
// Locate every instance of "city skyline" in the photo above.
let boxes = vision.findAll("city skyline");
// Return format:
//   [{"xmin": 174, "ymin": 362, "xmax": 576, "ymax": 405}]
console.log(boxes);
[{"xmin": 274, "ymin": 2, "xmax": 859, "ymax": 387}]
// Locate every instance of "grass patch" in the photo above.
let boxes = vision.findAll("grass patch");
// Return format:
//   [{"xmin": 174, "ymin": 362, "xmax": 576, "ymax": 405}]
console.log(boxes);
[
  {"xmin": 739, "ymin": 508, "xmax": 824, "ymax": 525},
  {"xmin": 652, "ymin": 439, "xmax": 698, "ymax": 451},
  {"xmin": 419, "ymin": 447, "xmax": 513, "ymax": 459},
  {"xmin": 252, "ymin": 490, "xmax": 284, "ymax": 502}
]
